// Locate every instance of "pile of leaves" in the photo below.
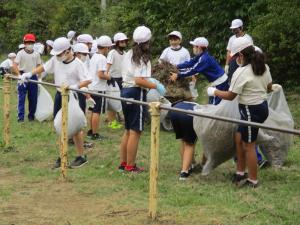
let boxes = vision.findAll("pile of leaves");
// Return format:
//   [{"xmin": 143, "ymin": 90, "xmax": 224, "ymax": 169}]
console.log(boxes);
[{"xmin": 152, "ymin": 60, "xmax": 192, "ymax": 102}]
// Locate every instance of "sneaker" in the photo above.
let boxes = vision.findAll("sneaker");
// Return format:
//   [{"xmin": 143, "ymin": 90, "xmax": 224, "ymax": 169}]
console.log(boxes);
[
  {"xmin": 125, "ymin": 165, "xmax": 144, "ymax": 173},
  {"xmin": 68, "ymin": 139, "xmax": 74, "ymax": 145},
  {"xmin": 108, "ymin": 120, "xmax": 123, "ymax": 129},
  {"xmin": 83, "ymin": 141, "xmax": 94, "ymax": 148},
  {"xmin": 87, "ymin": 129, "xmax": 93, "ymax": 137},
  {"xmin": 52, "ymin": 157, "xmax": 61, "ymax": 169},
  {"xmin": 69, "ymin": 156, "xmax": 88, "ymax": 169},
  {"xmin": 118, "ymin": 164, "xmax": 125, "ymax": 172},
  {"xmin": 232, "ymin": 173, "xmax": 248, "ymax": 184},
  {"xmin": 91, "ymin": 133, "xmax": 107, "ymax": 140},
  {"xmin": 179, "ymin": 171, "xmax": 190, "ymax": 181},
  {"xmin": 258, "ymin": 160, "xmax": 270, "ymax": 169},
  {"xmin": 239, "ymin": 179, "xmax": 259, "ymax": 188}
]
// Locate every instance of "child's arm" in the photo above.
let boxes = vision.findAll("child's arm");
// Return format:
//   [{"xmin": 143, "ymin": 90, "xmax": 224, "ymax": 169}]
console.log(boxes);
[
  {"xmin": 134, "ymin": 77, "xmax": 156, "ymax": 89},
  {"xmin": 177, "ymin": 56, "xmax": 198, "ymax": 69},
  {"xmin": 98, "ymin": 70, "xmax": 110, "ymax": 80}
]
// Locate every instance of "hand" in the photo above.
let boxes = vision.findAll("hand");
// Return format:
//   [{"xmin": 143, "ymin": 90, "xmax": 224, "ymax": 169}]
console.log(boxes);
[
  {"xmin": 272, "ymin": 84, "xmax": 282, "ymax": 92},
  {"xmin": 86, "ymin": 97, "xmax": 96, "ymax": 109},
  {"xmin": 80, "ymin": 87, "xmax": 89, "ymax": 92},
  {"xmin": 156, "ymin": 83, "xmax": 166, "ymax": 96},
  {"xmin": 224, "ymin": 65, "xmax": 229, "ymax": 74},
  {"xmin": 68, "ymin": 84, "xmax": 79, "ymax": 90},
  {"xmin": 169, "ymin": 72, "xmax": 178, "ymax": 82},
  {"xmin": 207, "ymin": 87, "xmax": 216, "ymax": 96},
  {"xmin": 20, "ymin": 72, "xmax": 32, "ymax": 83}
]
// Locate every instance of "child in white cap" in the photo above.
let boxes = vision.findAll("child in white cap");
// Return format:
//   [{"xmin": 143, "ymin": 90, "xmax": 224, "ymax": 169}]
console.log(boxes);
[{"xmin": 0, "ymin": 52, "xmax": 16, "ymax": 77}]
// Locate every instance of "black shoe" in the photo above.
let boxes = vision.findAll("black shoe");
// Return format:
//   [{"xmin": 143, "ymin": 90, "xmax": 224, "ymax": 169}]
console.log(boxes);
[
  {"xmin": 258, "ymin": 160, "xmax": 270, "ymax": 169},
  {"xmin": 87, "ymin": 129, "xmax": 93, "ymax": 137},
  {"xmin": 91, "ymin": 133, "xmax": 107, "ymax": 140},
  {"xmin": 232, "ymin": 173, "xmax": 248, "ymax": 184},
  {"xmin": 239, "ymin": 179, "xmax": 259, "ymax": 188},
  {"xmin": 69, "ymin": 156, "xmax": 88, "ymax": 168},
  {"xmin": 179, "ymin": 171, "xmax": 190, "ymax": 181},
  {"xmin": 52, "ymin": 157, "xmax": 61, "ymax": 169},
  {"xmin": 118, "ymin": 164, "xmax": 125, "ymax": 172},
  {"xmin": 68, "ymin": 139, "xmax": 75, "ymax": 145},
  {"xmin": 83, "ymin": 141, "xmax": 94, "ymax": 148}
]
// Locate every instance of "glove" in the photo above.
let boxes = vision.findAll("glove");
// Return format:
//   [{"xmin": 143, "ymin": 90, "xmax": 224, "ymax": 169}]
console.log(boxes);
[
  {"xmin": 20, "ymin": 72, "xmax": 32, "ymax": 83},
  {"xmin": 207, "ymin": 87, "xmax": 216, "ymax": 97},
  {"xmin": 224, "ymin": 65, "xmax": 229, "ymax": 74},
  {"xmin": 156, "ymin": 83, "xmax": 166, "ymax": 96},
  {"xmin": 272, "ymin": 84, "xmax": 282, "ymax": 92},
  {"xmin": 68, "ymin": 84, "xmax": 79, "ymax": 90},
  {"xmin": 86, "ymin": 97, "xmax": 96, "ymax": 109}
]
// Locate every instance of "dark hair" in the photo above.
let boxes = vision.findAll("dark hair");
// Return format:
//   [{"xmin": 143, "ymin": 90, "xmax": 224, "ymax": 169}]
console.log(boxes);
[
  {"xmin": 132, "ymin": 41, "xmax": 151, "ymax": 65},
  {"xmin": 241, "ymin": 46, "xmax": 266, "ymax": 76}
]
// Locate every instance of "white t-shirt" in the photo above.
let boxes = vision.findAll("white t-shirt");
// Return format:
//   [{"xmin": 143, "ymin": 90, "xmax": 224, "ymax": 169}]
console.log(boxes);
[
  {"xmin": 15, "ymin": 49, "xmax": 42, "ymax": 72},
  {"xmin": 227, "ymin": 34, "xmax": 253, "ymax": 51},
  {"xmin": 122, "ymin": 50, "xmax": 151, "ymax": 88},
  {"xmin": 89, "ymin": 53, "xmax": 107, "ymax": 91},
  {"xmin": 0, "ymin": 59, "xmax": 13, "ymax": 69},
  {"xmin": 159, "ymin": 46, "xmax": 190, "ymax": 65},
  {"xmin": 43, "ymin": 56, "xmax": 89, "ymax": 88},
  {"xmin": 107, "ymin": 49, "xmax": 126, "ymax": 78},
  {"xmin": 229, "ymin": 64, "xmax": 272, "ymax": 105}
]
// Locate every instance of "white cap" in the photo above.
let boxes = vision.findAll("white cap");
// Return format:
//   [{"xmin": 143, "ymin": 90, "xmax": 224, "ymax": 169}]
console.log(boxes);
[
  {"xmin": 254, "ymin": 46, "xmax": 263, "ymax": 53},
  {"xmin": 190, "ymin": 37, "xmax": 209, "ymax": 47},
  {"xmin": 67, "ymin": 30, "xmax": 76, "ymax": 40},
  {"xmin": 8, "ymin": 52, "xmax": 16, "ymax": 58},
  {"xmin": 19, "ymin": 44, "xmax": 25, "ymax": 49},
  {"xmin": 46, "ymin": 40, "xmax": 54, "ymax": 48},
  {"xmin": 73, "ymin": 43, "xmax": 89, "ymax": 54},
  {"xmin": 77, "ymin": 34, "xmax": 93, "ymax": 44},
  {"xmin": 50, "ymin": 37, "xmax": 71, "ymax": 55},
  {"xmin": 133, "ymin": 26, "xmax": 152, "ymax": 44},
  {"xmin": 113, "ymin": 32, "xmax": 128, "ymax": 42},
  {"xmin": 230, "ymin": 36, "xmax": 253, "ymax": 56},
  {"xmin": 96, "ymin": 35, "xmax": 114, "ymax": 47},
  {"xmin": 230, "ymin": 19, "xmax": 243, "ymax": 29},
  {"xmin": 33, "ymin": 43, "xmax": 45, "ymax": 55},
  {"xmin": 90, "ymin": 40, "xmax": 98, "ymax": 54},
  {"xmin": 168, "ymin": 31, "xmax": 182, "ymax": 40}
]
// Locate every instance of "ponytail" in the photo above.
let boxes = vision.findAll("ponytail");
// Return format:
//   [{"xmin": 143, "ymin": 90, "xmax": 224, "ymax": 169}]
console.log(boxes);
[{"xmin": 241, "ymin": 46, "xmax": 266, "ymax": 76}]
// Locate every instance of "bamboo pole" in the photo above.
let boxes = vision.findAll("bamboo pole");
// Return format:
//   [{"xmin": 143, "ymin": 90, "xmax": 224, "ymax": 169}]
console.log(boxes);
[
  {"xmin": 148, "ymin": 102, "xmax": 161, "ymax": 219},
  {"xmin": 60, "ymin": 86, "xmax": 69, "ymax": 180},
  {"xmin": 3, "ymin": 75, "xmax": 10, "ymax": 147}
]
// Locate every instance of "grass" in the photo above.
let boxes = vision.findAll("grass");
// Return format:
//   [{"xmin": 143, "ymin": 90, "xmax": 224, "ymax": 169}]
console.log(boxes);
[{"xmin": 0, "ymin": 78, "xmax": 299, "ymax": 225}]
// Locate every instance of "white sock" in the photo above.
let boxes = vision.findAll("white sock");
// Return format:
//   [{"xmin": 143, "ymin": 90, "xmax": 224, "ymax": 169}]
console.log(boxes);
[
  {"xmin": 236, "ymin": 171, "xmax": 245, "ymax": 176},
  {"xmin": 248, "ymin": 178, "xmax": 258, "ymax": 184}
]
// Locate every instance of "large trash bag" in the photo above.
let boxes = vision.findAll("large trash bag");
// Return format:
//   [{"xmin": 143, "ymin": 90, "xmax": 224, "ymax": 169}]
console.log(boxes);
[
  {"xmin": 193, "ymin": 88, "xmax": 294, "ymax": 175},
  {"xmin": 35, "ymin": 84, "xmax": 54, "ymax": 122},
  {"xmin": 54, "ymin": 91, "xmax": 87, "ymax": 138},
  {"xmin": 107, "ymin": 83, "xmax": 122, "ymax": 112}
]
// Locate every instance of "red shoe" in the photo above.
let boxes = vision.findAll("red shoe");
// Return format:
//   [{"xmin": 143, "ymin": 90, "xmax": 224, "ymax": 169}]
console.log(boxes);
[{"xmin": 125, "ymin": 164, "xmax": 144, "ymax": 173}]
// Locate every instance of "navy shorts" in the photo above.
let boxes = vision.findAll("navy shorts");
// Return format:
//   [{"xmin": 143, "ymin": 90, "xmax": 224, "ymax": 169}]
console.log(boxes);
[
  {"xmin": 169, "ymin": 102, "xmax": 198, "ymax": 144},
  {"xmin": 91, "ymin": 91, "xmax": 106, "ymax": 114},
  {"xmin": 121, "ymin": 87, "xmax": 146, "ymax": 132},
  {"xmin": 53, "ymin": 91, "xmax": 62, "ymax": 118},
  {"xmin": 209, "ymin": 80, "xmax": 229, "ymax": 105},
  {"xmin": 238, "ymin": 101, "xmax": 269, "ymax": 143},
  {"xmin": 77, "ymin": 92, "xmax": 86, "ymax": 113}
]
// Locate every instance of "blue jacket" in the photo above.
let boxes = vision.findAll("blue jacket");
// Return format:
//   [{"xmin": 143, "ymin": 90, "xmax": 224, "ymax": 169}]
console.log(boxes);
[{"xmin": 177, "ymin": 51, "xmax": 224, "ymax": 83}]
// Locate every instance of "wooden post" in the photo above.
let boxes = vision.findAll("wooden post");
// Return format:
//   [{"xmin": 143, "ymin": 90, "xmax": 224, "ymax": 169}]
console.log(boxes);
[
  {"xmin": 60, "ymin": 86, "xmax": 69, "ymax": 180},
  {"xmin": 148, "ymin": 102, "xmax": 161, "ymax": 219},
  {"xmin": 3, "ymin": 75, "xmax": 10, "ymax": 147}
]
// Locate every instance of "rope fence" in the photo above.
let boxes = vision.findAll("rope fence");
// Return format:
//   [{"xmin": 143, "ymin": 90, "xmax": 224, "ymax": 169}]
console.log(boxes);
[{"xmin": 2, "ymin": 74, "xmax": 300, "ymax": 219}]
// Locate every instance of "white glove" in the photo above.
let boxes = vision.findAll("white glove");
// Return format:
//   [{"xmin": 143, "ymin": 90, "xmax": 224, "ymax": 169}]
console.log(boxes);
[
  {"xmin": 86, "ymin": 97, "xmax": 96, "ymax": 109},
  {"xmin": 68, "ymin": 84, "xmax": 79, "ymax": 90},
  {"xmin": 207, "ymin": 87, "xmax": 216, "ymax": 97},
  {"xmin": 272, "ymin": 84, "xmax": 282, "ymax": 92},
  {"xmin": 20, "ymin": 72, "xmax": 32, "ymax": 83},
  {"xmin": 224, "ymin": 65, "xmax": 229, "ymax": 74}
]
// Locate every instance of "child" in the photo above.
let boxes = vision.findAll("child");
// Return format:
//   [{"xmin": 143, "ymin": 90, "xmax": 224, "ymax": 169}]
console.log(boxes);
[
  {"xmin": 88, "ymin": 35, "xmax": 113, "ymax": 140},
  {"xmin": 0, "ymin": 53, "xmax": 16, "ymax": 78},
  {"xmin": 119, "ymin": 26, "xmax": 166, "ymax": 172},
  {"xmin": 12, "ymin": 33, "xmax": 42, "ymax": 122},
  {"xmin": 170, "ymin": 37, "xmax": 229, "ymax": 105},
  {"xmin": 207, "ymin": 37, "xmax": 273, "ymax": 188},
  {"xmin": 106, "ymin": 32, "xmax": 128, "ymax": 129},
  {"xmin": 46, "ymin": 40, "xmax": 54, "ymax": 55},
  {"xmin": 20, "ymin": 37, "xmax": 91, "ymax": 168}
]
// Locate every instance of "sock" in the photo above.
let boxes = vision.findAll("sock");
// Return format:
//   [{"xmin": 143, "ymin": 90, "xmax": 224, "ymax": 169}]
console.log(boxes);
[
  {"xmin": 236, "ymin": 171, "xmax": 245, "ymax": 176},
  {"xmin": 247, "ymin": 178, "xmax": 258, "ymax": 184}
]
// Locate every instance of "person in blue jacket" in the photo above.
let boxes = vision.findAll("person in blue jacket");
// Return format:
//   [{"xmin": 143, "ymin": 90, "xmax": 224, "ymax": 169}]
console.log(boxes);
[{"xmin": 170, "ymin": 37, "xmax": 229, "ymax": 105}]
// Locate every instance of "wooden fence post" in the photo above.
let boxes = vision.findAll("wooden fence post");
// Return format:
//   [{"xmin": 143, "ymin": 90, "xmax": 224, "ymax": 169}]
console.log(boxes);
[
  {"xmin": 148, "ymin": 102, "xmax": 161, "ymax": 219},
  {"xmin": 60, "ymin": 86, "xmax": 69, "ymax": 180},
  {"xmin": 3, "ymin": 75, "xmax": 11, "ymax": 147}
]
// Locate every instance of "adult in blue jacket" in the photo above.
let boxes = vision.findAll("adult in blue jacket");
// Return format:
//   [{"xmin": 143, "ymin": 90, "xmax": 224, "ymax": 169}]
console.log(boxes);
[{"xmin": 170, "ymin": 37, "xmax": 229, "ymax": 105}]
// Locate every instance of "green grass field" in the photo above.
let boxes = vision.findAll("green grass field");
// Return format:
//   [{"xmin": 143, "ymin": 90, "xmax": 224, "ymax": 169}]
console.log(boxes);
[{"xmin": 0, "ymin": 78, "xmax": 299, "ymax": 225}]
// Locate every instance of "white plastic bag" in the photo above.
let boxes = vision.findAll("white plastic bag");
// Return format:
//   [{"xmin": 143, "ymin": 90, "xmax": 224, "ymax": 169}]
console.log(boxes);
[
  {"xmin": 35, "ymin": 84, "xmax": 54, "ymax": 122},
  {"xmin": 189, "ymin": 81, "xmax": 199, "ymax": 99},
  {"xmin": 54, "ymin": 91, "xmax": 87, "ymax": 138},
  {"xmin": 107, "ymin": 83, "xmax": 122, "ymax": 112}
]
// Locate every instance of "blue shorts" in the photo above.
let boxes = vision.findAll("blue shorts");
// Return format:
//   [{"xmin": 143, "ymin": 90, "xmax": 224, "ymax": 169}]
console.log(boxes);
[
  {"xmin": 169, "ymin": 102, "xmax": 198, "ymax": 144},
  {"xmin": 121, "ymin": 87, "xmax": 146, "ymax": 132},
  {"xmin": 238, "ymin": 101, "xmax": 269, "ymax": 143},
  {"xmin": 209, "ymin": 80, "xmax": 229, "ymax": 105}
]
